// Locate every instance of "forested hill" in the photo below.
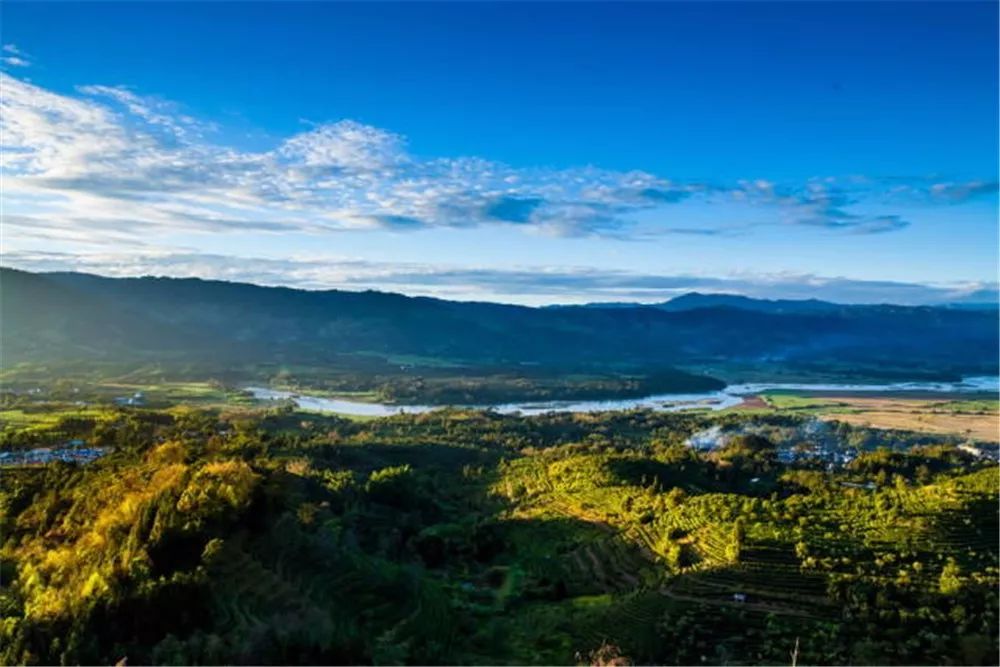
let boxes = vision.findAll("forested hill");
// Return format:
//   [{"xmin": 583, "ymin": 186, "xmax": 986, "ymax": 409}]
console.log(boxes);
[{"xmin": 1, "ymin": 268, "xmax": 996, "ymax": 379}]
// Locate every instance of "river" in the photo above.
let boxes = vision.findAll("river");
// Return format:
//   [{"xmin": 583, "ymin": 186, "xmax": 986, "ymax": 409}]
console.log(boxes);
[{"xmin": 246, "ymin": 375, "xmax": 998, "ymax": 417}]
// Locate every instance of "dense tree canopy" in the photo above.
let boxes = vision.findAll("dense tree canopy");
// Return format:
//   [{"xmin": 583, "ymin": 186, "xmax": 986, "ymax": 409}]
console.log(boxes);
[{"xmin": 1, "ymin": 405, "xmax": 997, "ymax": 665}]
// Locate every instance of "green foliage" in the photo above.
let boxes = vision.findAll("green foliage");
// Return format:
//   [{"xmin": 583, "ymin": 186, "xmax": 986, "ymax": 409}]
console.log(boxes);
[
  {"xmin": 0, "ymin": 404, "xmax": 996, "ymax": 665},
  {"xmin": 366, "ymin": 464, "xmax": 419, "ymax": 507},
  {"xmin": 940, "ymin": 559, "xmax": 964, "ymax": 595}
]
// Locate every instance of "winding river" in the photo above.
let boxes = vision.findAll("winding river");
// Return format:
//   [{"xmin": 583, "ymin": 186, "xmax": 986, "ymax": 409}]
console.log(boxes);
[{"xmin": 247, "ymin": 375, "xmax": 999, "ymax": 417}]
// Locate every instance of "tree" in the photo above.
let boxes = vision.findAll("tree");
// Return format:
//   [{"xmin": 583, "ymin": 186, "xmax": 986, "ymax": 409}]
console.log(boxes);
[
  {"xmin": 939, "ymin": 559, "xmax": 963, "ymax": 595},
  {"xmin": 727, "ymin": 519, "xmax": 745, "ymax": 563}
]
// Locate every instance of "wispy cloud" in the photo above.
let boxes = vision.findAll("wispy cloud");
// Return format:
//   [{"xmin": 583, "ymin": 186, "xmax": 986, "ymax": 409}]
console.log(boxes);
[
  {"xmin": 0, "ymin": 75, "xmax": 695, "ymax": 240},
  {"xmin": 723, "ymin": 179, "xmax": 913, "ymax": 233},
  {"xmin": 76, "ymin": 84, "xmax": 214, "ymax": 142},
  {"xmin": 3, "ymin": 73, "xmax": 983, "ymax": 245},
  {"xmin": 929, "ymin": 180, "xmax": 999, "ymax": 202},
  {"xmin": 3, "ymin": 250, "xmax": 995, "ymax": 307},
  {"xmin": 1, "ymin": 44, "xmax": 31, "ymax": 68}
]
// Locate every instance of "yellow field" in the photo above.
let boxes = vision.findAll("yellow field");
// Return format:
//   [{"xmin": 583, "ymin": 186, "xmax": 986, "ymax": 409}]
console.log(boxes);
[{"xmin": 813, "ymin": 396, "xmax": 999, "ymax": 442}]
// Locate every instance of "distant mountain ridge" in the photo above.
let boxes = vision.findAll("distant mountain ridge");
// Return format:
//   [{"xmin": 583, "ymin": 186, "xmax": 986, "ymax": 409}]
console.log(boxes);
[
  {"xmin": 1, "ymin": 268, "xmax": 997, "ymax": 381},
  {"xmin": 567, "ymin": 291, "xmax": 1000, "ymax": 314},
  {"xmin": 657, "ymin": 293, "xmax": 841, "ymax": 314}
]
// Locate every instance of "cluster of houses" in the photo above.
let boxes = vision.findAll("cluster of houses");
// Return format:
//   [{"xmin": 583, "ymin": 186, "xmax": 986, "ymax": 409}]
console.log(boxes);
[
  {"xmin": 1, "ymin": 390, "xmax": 150, "ymax": 469},
  {"xmin": 0, "ymin": 440, "xmax": 107, "ymax": 467}
]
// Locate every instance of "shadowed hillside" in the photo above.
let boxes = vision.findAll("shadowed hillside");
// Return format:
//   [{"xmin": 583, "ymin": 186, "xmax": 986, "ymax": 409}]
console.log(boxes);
[{"xmin": 2, "ymin": 268, "xmax": 996, "ymax": 382}]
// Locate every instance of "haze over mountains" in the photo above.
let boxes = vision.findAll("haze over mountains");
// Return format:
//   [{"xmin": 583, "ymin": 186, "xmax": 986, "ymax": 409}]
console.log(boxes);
[{"xmin": 2, "ymin": 268, "xmax": 996, "ymax": 383}]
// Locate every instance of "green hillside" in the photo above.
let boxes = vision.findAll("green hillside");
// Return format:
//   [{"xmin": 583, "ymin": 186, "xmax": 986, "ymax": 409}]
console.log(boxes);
[{"xmin": 1, "ymin": 405, "xmax": 996, "ymax": 665}]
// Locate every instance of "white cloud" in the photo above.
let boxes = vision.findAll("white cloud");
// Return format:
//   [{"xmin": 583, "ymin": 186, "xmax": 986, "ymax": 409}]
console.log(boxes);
[
  {"xmin": 928, "ymin": 180, "xmax": 998, "ymax": 202},
  {"xmin": 277, "ymin": 120, "xmax": 406, "ymax": 170},
  {"xmin": 2, "ymin": 249, "xmax": 995, "ymax": 306},
  {"xmin": 1, "ymin": 45, "xmax": 31, "ymax": 67},
  {"xmin": 3, "ymin": 73, "xmax": 970, "ymax": 249},
  {"xmin": 77, "ymin": 84, "xmax": 212, "ymax": 142},
  {"xmin": 1, "ymin": 74, "xmax": 695, "ymax": 242}
]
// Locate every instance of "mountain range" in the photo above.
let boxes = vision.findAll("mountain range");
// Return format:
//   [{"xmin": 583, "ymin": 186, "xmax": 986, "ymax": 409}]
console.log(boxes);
[
  {"xmin": 567, "ymin": 291, "xmax": 1000, "ymax": 313},
  {"xmin": 1, "ymin": 268, "xmax": 996, "ymax": 382}
]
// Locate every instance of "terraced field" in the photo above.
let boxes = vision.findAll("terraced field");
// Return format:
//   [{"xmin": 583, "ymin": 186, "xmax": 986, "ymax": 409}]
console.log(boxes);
[{"xmin": 490, "ymin": 443, "xmax": 999, "ymax": 663}]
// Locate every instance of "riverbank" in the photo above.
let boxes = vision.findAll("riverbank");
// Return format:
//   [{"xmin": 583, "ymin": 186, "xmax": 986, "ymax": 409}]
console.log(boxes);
[{"xmin": 247, "ymin": 375, "xmax": 999, "ymax": 419}]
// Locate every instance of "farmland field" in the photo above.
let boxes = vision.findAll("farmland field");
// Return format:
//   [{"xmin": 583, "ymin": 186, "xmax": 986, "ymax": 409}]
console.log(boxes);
[{"xmin": 760, "ymin": 392, "xmax": 999, "ymax": 442}]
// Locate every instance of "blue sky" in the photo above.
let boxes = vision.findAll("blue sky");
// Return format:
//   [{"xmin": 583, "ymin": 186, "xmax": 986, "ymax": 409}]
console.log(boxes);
[{"xmin": 2, "ymin": 1, "xmax": 997, "ymax": 304}]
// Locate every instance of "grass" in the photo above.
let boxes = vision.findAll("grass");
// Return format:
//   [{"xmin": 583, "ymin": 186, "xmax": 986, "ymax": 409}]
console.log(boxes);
[
  {"xmin": 926, "ymin": 399, "xmax": 1000, "ymax": 414},
  {"xmin": 0, "ymin": 406, "xmax": 108, "ymax": 432},
  {"xmin": 104, "ymin": 381, "xmax": 246, "ymax": 405},
  {"xmin": 0, "ymin": 409, "xmax": 65, "ymax": 430},
  {"xmin": 760, "ymin": 392, "xmax": 844, "ymax": 411}
]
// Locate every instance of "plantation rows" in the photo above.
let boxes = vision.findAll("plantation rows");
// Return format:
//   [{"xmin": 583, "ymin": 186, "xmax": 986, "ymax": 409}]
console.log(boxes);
[{"xmin": 564, "ymin": 538, "xmax": 646, "ymax": 592}]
